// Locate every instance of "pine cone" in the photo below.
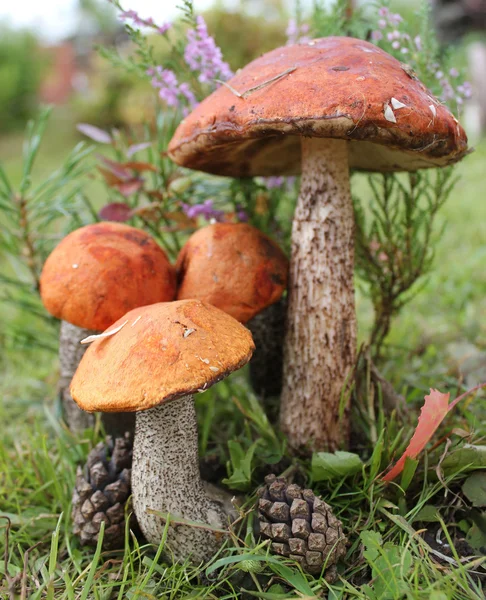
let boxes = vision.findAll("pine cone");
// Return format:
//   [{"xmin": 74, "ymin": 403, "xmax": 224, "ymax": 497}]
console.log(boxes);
[
  {"xmin": 256, "ymin": 475, "xmax": 346, "ymax": 579},
  {"xmin": 72, "ymin": 433, "xmax": 137, "ymax": 550}
]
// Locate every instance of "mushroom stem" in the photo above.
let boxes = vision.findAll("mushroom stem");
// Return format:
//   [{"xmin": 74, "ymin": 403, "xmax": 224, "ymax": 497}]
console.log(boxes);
[
  {"xmin": 59, "ymin": 320, "xmax": 95, "ymax": 433},
  {"xmin": 280, "ymin": 137, "xmax": 357, "ymax": 452},
  {"xmin": 132, "ymin": 395, "xmax": 232, "ymax": 563},
  {"xmin": 59, "ymin": 321, "xmax": 136, "ymax": 436}
]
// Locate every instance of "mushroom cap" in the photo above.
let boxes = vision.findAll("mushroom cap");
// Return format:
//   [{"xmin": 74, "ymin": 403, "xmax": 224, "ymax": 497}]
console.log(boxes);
[
  {"xmin": 70, "ymin": 299, "xmax": 255, "ymax": 412},
  {"xmin": 40, "ymin": 222, "xmax": 177, "ymax": 331},
  {"xmin": 168, "ymin": 36, "xmax": 468, "ymax": 177},
  {"xmin": 176, "ymin": 223, "xmax": 288, "ymax": 323}
]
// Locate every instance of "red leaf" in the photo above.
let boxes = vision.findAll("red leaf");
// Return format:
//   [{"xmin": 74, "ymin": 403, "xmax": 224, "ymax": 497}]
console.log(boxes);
[
  {"xmin": 98, "ymin": 202, "xmax": 133, "ymax": 222},
  {"xmin": 97, "ymin": 155, "xmax": 132, "ymax": 180},
  {"xmin": 116, "ymin": 180, "xmax": 143, "ymax": 197},
  {"xmin": 382, "ymin": 383, "xmax": 486, "ymax": 482},
  {"xmin": 98, "ymin": 166, "xmax": 125, "ymax": 187},
  {"xmin": 122, "ymin": 161, "xmax": 158, "ymax": 172}
]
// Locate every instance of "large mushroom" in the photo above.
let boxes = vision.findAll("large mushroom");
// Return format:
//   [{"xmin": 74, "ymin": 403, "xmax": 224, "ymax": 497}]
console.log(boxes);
[
  {"xmin": 176, "ymin": 222, "xmax": 288, "ymax": 399},
  {"xmin": 70, "ymin": 299, "xmax": 254, "ymax": 563},
  {"xmin": 168, "ymin": 36, "xmax": 469, "ymax": 452},
  {"xmin": 40, "ymin": 222, "xmax": 176, "ymax": 433}
]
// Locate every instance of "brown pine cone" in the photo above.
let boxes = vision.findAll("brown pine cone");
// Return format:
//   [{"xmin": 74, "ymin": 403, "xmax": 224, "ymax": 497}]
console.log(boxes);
[
  {"xmin": 72, "ymin": 433, "xmax": 137, "ymax": 550},
  {"xmin": 256, "ymin": 475, "xmax": 346, "ymax": 579}
]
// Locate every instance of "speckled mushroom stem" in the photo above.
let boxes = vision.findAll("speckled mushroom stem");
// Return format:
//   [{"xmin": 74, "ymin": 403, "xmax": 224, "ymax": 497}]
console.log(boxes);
[
  {"xmin": 280, "ymin": 137, "xmax": 357, "ymax": 453},
  {"xmin": 59, "ymin": 321, "xmax": 96, "ymax": 433},
  {"xmin": 132, "ymin": 395, "xmax": 233, "ymax": 564},
  {"xmin": 59, "ymin": 321, "xmax": 135, "ymax": 437}
]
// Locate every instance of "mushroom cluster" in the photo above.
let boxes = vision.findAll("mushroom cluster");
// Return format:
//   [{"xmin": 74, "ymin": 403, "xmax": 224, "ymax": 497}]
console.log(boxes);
[
  {"xmin": 168, "ymin": 36, "xmax": 469, "ymax": 452},
  {"xmin": 40, "ymin": 222, "xmax": 176, "ymax": 433},
  {"xmin": 70, "ymin": 299, "xmax": 254, "ymax": 563}
]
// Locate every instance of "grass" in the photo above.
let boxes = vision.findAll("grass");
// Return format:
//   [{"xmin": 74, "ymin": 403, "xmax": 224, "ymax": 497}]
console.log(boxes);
[{"xmin": 0, "ymin": 118, "xmax": 485, "ymax": 597}]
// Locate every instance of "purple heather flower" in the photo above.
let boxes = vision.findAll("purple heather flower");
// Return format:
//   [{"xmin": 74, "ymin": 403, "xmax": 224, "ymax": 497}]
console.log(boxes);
[
  {"xmin": 286, "ymin": 18, "xmax": 311, "ymax": 45},
  {"xmin": 378, "ymin": 7, "xmax": 389, "ymax": 17},
  {"xmin": 184, "ymin": 16, "xmax": 233, "ymax": 84},
  {"xmin": 414, "ymin": 35, "xmax": 422, "ymax": 51},
  {"xmin": 388, "ymin": 13, "xmax": 403, "ymax": 26},
  {"xmin": 371, "ymin": 30, "xmax": 383, "ymax": 41},
  {"xmin": 182, "ymin": 199, "xmax": 225, "ymax": 222},
  {"xmin": 378, "ymin": 19, "xmax": 387, "ymax": 29},
  {"xmin": 235, "ymin": 204, "xmax": 249, "ymax": 222},
  {"xmin": 116, "ymin": 5, "xmax": 171, "ymax": 35},
  {"xmin": 449, "ymin": 67, "xmax": 459, "ymax": 78},
  {"xmin": 264, "ymin": 176, "xmax": 286, "ymax": 189},
  {"xmin": 148, "ymin": 67, "xmax": 197, "ymax": 110}
]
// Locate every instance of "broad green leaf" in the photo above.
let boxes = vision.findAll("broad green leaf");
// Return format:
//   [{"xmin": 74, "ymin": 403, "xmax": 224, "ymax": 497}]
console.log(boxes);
[
  {"xmin": 462, "ymin": 471, "xmax": 486, "ymax": 507},
  {"xmin": 312, "ymin": 450, "xmax": 363, "ymax": 481},
  {"xmin": 441, "ymin": 445, "xmax": 486, "ymax": 473},
  {"xmin": 411, "ymin": 505, "xmax": 441, "ymax": 523}
]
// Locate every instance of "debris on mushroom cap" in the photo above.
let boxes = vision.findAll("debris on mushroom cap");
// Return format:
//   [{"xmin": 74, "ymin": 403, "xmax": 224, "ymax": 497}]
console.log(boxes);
[
  {"xmin": 70, "ymin": 299, "xmax": 255, "ymax": 413},
  {"xmin": 40, "ymin": 222, "xmax": 177, "ymax": 331},
  {"xmin": 168, "ymin": 36, "xmax": 468, "ymax": 177},
  {"xmin": 176, "ymin": 223, "xmax": 288, "ymax": 323}
]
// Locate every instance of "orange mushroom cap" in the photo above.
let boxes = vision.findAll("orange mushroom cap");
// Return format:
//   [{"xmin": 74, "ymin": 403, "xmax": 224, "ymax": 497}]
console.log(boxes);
[
  {"xmin": 70, "ymin": 299, "xmax": 255, "ymax": 412},
  {"xmin": 168, "ymin": 37, "xmax": 469, "ymax": 177},
  {"xmin": 176, "ymin": 223, "xmax": 288, "ymax": 323},
  {"xmin": 40, "ymin": 222, "xmax": 176, "ymax": 331}
]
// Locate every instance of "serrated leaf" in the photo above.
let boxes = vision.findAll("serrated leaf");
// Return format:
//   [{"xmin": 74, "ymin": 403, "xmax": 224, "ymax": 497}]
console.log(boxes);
[
  {"xmin": 383, "ymin": 384, "xmax": 486, "ymax": 482},
  {"xmin": 312, "ymin": 450, "xmax": 363, "ymax": 481},
  {"xmin": 462, "ymin": 472, "xmax": 486, "ymax": 507}
]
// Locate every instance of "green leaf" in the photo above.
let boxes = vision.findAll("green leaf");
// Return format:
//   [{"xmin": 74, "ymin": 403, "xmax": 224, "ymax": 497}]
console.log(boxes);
[
  {"xmin": 466, "ymin": 511, "xmax": 486, "ymax": 553},
  {"xmin": 441, "ymin": 445, "xmax": 486, "ymax": 473},
  {"xmin": 400, "ymin": 457, "xmax": 419, "ymax": 491},
  {"xmin": 360, "ymin": 530, "xmax": 383, "ymax": 562},
  {"xmin": 462, "ymin": 471, "xmax": 486, "ymax": 507},
  {"xmin": 223, "ymin": 440, "xmax": 261, "ymax": 491},
  {"xmin": 312, "ymin": 450, "xmax": 363, "ymax": 481},
  {"xmin": 411, "ymin": 505, "xmax": 441, "ymax": 523}
]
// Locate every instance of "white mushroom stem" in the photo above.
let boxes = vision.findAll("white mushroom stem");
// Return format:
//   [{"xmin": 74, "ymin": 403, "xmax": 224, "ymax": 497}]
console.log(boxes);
[
  {"xmin": 280, "ymin": 137, "xmax": 357, "ymax": 452},
  {"xmin": 132, "ymin": 395, "xmax": 234, "ymax": 563},
  {"xmin": 59, "ymin": 320, "xmax": 95, "ymax": 433}
]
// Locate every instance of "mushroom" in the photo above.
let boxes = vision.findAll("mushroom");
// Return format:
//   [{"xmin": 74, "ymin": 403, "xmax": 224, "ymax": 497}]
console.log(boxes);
[
  {"xmin": 40, "ymin": 222, "xmax": 176, "ymax": 434},
  {"xmin": 70, "ymin": 299, "xmax": 255, "ymax": 563},
  {"xmin": 168, "ymin": 37, "xmax": 469, "ymax": 452},
  {"xmin": 176, "ymin": 222, "xmax": 288, "ymax": 322},
  {"xmin": 176, "ymin": 222, "xmax": 288, "ymax": 399}
]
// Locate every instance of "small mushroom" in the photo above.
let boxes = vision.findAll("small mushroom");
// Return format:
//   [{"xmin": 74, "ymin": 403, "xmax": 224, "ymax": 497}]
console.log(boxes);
[
  {"xmin": 168, "ymin": 36, "xmax": 469, "ymax": 452},
  {"xmin": 40, "ymin": 222, "xmax": 176, "ymax": 434},
  {"xmin": 176, "ymin": 222, "xmax": 288, "ymax": 324},
  {"xmin": 70, "ymin": 299, "xmax": 255, "ymax": 563},
  {"xmin": 176, "ymin": 222, "xmax": 288, "ymax": 400}
]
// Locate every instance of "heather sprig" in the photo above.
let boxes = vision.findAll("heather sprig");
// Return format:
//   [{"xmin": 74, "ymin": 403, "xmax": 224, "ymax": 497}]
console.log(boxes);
[
  {"xmin": 107, "ymin": 0, "xmax": 171, "ymax": 35},
  {"xmin": 108, "ymin": 1, "xmax": 232, "ymax": 112},
  {"xmin": 285, "ymin": 19, "xmax": 311, "ymax": 45},
  {"xmin": 369, "ymin": 2, "xmax": 471, "ymax": 110},
  {"xmin": 184, "ymin": 15, "xmax": 233, "ymax": 84}
]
